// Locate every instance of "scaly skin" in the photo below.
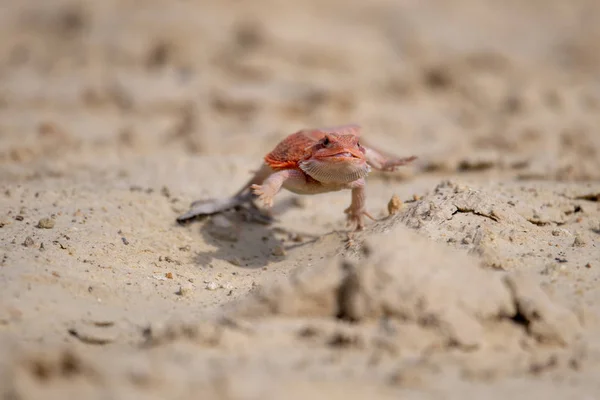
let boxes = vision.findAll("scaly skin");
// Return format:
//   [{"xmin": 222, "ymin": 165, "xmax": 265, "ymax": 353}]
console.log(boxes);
[{"xmin": 241, "ymin": 124, "xmax": 416, "ymax": 231}]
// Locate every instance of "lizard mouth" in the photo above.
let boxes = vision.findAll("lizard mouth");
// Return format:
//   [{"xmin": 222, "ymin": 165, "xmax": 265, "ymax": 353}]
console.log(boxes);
[{"xmin": 328, "ymin": 151, "xmax": 360, "ymax": 159}]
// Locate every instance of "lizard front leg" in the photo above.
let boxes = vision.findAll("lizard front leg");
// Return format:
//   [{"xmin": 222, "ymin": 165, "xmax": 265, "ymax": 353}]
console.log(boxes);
[
  {"xmin": 231, "ymin": 163, "xmax": 274, "ymax": 199},
  {"xmin": 344, "ymin": 178, "xmax": 376, "ymax": 231},
  {"xmin": 251, "ymin": 169, "xmax": 306, "ymax": 208}
]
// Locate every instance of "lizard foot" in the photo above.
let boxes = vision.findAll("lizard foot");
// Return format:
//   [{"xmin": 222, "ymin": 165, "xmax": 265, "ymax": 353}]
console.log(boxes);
[
  {"xmin": 251, "ymin": 184, "xmax": 275, "ymax": 208},
  {"xmin": 344, "ymin": 206, "xmax": 377, "ymax": 231}
]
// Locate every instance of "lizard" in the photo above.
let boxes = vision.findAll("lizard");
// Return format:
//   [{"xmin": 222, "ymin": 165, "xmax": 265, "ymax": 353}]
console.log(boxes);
[{"xmin": 177, "ymin": 124, "xmax": 416, "ymax": 231}]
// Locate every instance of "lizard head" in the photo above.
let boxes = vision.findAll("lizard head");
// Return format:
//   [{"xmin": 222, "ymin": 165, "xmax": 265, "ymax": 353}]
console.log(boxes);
[{"xmin": 299, "ymin": 133, "xmax": 371, "ymax": 184}]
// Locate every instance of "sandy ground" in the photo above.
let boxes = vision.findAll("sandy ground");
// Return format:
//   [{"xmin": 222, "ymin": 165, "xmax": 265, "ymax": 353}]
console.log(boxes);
[{"xmin": 1, "ymin": 0, "xmax": 600, "ymax": 398}]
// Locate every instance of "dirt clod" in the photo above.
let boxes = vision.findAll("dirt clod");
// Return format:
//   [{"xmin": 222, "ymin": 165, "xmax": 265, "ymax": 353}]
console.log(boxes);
[
  {"xmin": 387, "ymin": 194, "xmax": 403, "ymax": 215},
  {"xmin": 37, "ymin": 218, "xmax": 55, "ymax": 229}
]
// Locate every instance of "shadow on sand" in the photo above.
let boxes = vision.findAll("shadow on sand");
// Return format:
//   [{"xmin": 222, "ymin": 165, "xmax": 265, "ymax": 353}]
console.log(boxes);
[{"xmin": 178, "ymin": 197, "xmax": 321, "ymax": 269}]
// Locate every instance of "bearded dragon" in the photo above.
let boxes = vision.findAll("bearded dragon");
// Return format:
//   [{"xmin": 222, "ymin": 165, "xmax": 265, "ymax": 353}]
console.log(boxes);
[{"xmin": 177, "ymin": 124, "xmax": 416, "ymax": 231}]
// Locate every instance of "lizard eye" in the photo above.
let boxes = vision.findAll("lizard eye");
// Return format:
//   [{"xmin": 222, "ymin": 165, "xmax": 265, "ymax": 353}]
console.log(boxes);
[
  {"xmin": 322, "ymin": 137, "xmax": 330, "ymax": 146},
  {"xmin": 357, "ymin": 141, "xmax": 366, "ymax": 153}
]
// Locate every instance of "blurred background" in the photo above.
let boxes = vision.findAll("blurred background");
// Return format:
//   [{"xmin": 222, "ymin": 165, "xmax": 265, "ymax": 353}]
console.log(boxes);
[{"xmin": 1, "ymin": 0, "xmax": 599, "ymax": 181}]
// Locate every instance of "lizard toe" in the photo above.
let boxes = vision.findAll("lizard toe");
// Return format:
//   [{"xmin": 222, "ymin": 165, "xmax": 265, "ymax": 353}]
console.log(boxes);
[
  {"xmin": 345, "ymin": 212, "xmax": 364, "ymax": 231},
  {"xmin": 250, "ymin": 184, "xmax": 263, "ymax": 194},
  {"xmin": 251, "ymin": 184, "xmax": 274, "ymax": 208}
]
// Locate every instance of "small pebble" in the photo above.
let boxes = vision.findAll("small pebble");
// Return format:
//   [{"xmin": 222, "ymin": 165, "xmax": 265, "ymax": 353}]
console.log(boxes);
[
  {"xmin": 164, "ymin": 256, "xmax": 181, "ymax": 266},
  {"xmin": 228, "ymin": 257, "xmax": 242, "ymax": 266},
  {"xmin": 165, "ymin": 272, "xmax": 173, "ymax": 279},
  {"xmin": 121, "ymin": 237, "xmax": 130, "ymax": 245},
  {"xmin": 585, "ymin": 263, "xmax": 592, "ymax": 269},
  {"xmin": 387, "ymin": 194, "xmax": 403, "ymax": 216},
  {"xmin": 290, "ymin": 233, "xmax": 303, "ymax": 242},
  {"xmin": 573, "ymin": 235, "xmax": 586, "ymax": 247},
  {"xmin": 37, "ymin": 218, "xmax": 55, "ymax": 229},
  {"xmin": 14, "ymin": 215, "xmax": 24, "ymax": 221},
  {"xmin": 272, "ymin": 245, "xmax": 286, "ymax": 257},
  {"xmin": 22, "ymin": 236, "xmax": 34, "ymax": 247},
  {"xmin": 177, "ymin": 283, "xmax": 193, "ymax": 296},
  {"xmin": 205, "ymin": 281, "xmax": 219, "ymax": 291}
]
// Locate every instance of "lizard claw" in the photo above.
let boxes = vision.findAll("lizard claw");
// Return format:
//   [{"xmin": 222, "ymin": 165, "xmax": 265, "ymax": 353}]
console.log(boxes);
[
  {"xmin": 251, "ymin": 184, "xmax": 275, "ymax": 208},
  {"xmin": 344, "ymin": 207, "xmax": 377, "ymax": 231}
]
